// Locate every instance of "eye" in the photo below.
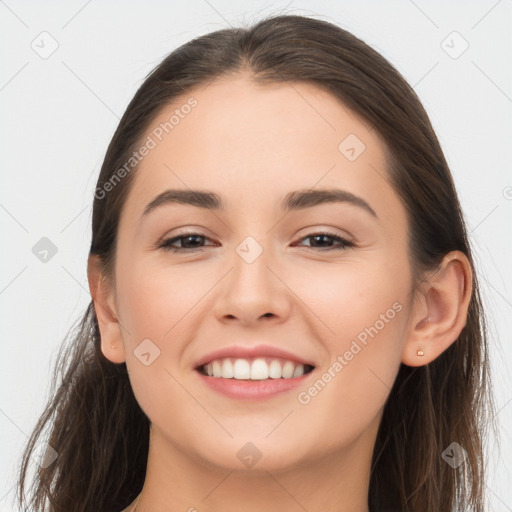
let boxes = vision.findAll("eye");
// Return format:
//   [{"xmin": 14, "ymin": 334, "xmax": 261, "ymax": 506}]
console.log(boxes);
[
  {"xmin": 159, "ymin": 233, "xmax": 217, "ymax": 252},
  {"xmin": 158, "ymin": 231, "xmax": 355, "ymax": 253},
  {"xmin": 293, "ymin": 231, "xmax": 355, "ymax": 251}
]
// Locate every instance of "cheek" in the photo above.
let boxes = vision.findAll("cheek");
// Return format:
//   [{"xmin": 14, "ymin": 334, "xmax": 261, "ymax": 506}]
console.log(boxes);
[
  {"xmin": 292, "ymin": 262, "xmax": 408, "ymax": 423},
  {"xmin": 299, "ymin": 257, "xmax": 408, "ymax": 345},
  {"xmin": 116, "ymin": 257, "xmax": 204, "ymax": 343},
  {"xmin": 114, "ymin": 259, "xmax": 200, "ymax": 424}
]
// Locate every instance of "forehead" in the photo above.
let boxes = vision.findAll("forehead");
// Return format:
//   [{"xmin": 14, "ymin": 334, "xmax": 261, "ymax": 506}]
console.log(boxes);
[{"xmin": 121, "ymin": 75, "xmax": 404, "ymax": 228}]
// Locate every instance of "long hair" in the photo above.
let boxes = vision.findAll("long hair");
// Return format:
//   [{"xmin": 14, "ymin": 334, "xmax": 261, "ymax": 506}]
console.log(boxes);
[{"xmin": 17, "ymin": 14, "xmax": 497, "ymax": 512}]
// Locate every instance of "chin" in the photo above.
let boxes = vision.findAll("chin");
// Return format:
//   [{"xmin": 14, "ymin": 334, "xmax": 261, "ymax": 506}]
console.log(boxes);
[{"xmin": 190, "ymin": 436, "xmax": 313, "ymax": 474}]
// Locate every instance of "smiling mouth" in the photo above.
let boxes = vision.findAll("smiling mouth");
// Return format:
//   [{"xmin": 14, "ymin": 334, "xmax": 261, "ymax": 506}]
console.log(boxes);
[{"xmin": 196, "ymin": 356, "xmax": 315, "ymax": 380}]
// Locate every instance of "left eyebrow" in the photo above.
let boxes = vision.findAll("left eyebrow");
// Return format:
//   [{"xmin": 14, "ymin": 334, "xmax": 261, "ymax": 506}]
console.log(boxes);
[
  {"xmin": 280, "ymin": 188, "xmax": 378, "ymax": 218},
  {"xmin": 140, "ymin": 187, "xmax": 378, "ymax": 219}
]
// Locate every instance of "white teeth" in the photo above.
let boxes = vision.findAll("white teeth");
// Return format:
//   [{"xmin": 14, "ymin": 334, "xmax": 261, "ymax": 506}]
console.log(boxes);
[
  {"xmin": 233, "ymin": 359, "xmax": 251, "ymax": 379},
  {"xmin": 292, "ymin": 364, "xmax": 305, "ymax": 378},
  {"xmin": 250, "ymin": 358, "xmax": 269, "ymax": 380},
  {"xmin": 282, "ymin": 361, "xmax": 295, "ymax": 379},
  {"xmin": 221, "ymin": 359, "xmax": 234, "ymax": 378},
  {"xmin": 268, "ymin": 360, "xmax": 282, "ymax": 379},
  {"xmin": 201, "ymin": 357, "xmax": 311, "ymax": 380},
  {"xmin": 212, "ymin": 360, "xmax": 222, "ymax": 378}
]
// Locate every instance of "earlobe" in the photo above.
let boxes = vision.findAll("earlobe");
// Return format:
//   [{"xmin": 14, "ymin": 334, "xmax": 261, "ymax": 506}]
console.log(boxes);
[
  {"xmin": 87, "ymin": 255, "xmax": 126, "ymax": 364},
  {"xmin": 401, "ymin": 251, "xmax": 473, "ymax": 367}
]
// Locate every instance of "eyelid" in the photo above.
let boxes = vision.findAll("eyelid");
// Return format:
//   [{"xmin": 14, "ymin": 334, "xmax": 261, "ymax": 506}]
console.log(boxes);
[
  {"xmin": 155, "ymin": 226, "xmax": 215, "ymax": 246},
  {"xmin": 294, "ymin": 225, "xmax": 355, "ymax": 243}
]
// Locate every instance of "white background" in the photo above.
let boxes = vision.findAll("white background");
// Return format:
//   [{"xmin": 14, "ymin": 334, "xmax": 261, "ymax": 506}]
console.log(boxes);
[{"xmin": 1, "ymin": 1, "xmax": 511, "ymax": 510}]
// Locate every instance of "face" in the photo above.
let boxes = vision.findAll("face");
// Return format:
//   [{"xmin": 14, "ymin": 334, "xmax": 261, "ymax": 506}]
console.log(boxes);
[{"xmin": 108, "ymin": 75, "xmax": 414, "ymax": 472}]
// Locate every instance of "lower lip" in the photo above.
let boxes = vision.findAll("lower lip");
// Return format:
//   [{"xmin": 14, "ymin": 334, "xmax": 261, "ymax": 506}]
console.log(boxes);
[{"xmin": 196, "ymin": 370, "xmax": 314, "ymax": 400}]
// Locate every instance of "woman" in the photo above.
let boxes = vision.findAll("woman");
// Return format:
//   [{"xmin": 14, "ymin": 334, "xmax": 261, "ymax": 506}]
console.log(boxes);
[{"xmin": 17, "ymin": 13, "xmax": 497, "ymax": 512}]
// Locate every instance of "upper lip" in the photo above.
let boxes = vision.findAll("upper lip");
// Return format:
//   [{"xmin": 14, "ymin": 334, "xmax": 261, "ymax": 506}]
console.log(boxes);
[{"xmin": 194, "ymin": 344, "xmax": 316, "ymax": 369}]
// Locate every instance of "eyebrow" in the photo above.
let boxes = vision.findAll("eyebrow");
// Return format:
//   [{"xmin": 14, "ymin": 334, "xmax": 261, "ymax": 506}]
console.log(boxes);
[{"xmin": 141, "ymin": 188, "xmax": 378, "ymax": 219}]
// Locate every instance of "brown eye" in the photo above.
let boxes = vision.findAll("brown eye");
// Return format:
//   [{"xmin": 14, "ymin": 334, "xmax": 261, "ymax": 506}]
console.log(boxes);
[
  {"xmin": 159, "ymin": 233, "xmax": 216, "ymax": 252},
  {"xmin": 295, "ymin": 232, "xmax": 355, "ymax": 251}
]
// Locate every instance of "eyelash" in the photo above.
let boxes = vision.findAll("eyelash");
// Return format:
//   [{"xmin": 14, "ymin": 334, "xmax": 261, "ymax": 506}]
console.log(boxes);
[{"xmin": 158, "ymin": 231, "xmax": 355, "ymax": 252}]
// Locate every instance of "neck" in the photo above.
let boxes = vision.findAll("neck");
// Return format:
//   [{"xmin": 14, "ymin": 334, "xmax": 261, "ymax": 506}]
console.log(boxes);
[{"xmin": 131, "ymin": 421, "xmax": 379, "ymax": 512}]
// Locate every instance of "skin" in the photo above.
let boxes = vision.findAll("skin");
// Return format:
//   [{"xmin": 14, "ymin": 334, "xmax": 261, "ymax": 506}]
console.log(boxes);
[{"xmin": 88, "ymin": 74, "xmax": 473, "ymax": 512}]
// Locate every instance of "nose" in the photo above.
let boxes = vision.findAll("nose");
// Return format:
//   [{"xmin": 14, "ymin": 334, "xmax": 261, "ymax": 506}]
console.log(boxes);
[{"xmin": 213, "ymin": 238, "xmax": 292, "ymax": 327}]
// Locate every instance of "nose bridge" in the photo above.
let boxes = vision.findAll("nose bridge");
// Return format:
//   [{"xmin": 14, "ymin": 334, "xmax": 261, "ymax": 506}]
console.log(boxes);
[
  {"xmin": 214, "ymin": 232, "xmax": 290, "ymax": 322},
  {"xmin": 230, "ymin": 233, "xmax": 275, "ymax": 293}
]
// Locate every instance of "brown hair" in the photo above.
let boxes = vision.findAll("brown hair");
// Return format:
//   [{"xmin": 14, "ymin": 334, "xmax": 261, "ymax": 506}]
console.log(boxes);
[{"xmin": 17, "ymin": 13, "xmax": 497, "ymax": 512}]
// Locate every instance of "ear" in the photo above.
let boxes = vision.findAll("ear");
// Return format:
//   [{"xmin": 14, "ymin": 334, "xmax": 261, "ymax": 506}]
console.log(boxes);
[
  {"xmin": 402, "ymin": 250, "xmax": 473, "ymax": 367},
  {"xmin": 87, "ymin": 254, "xmax": 126, "ymax": 363}
]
